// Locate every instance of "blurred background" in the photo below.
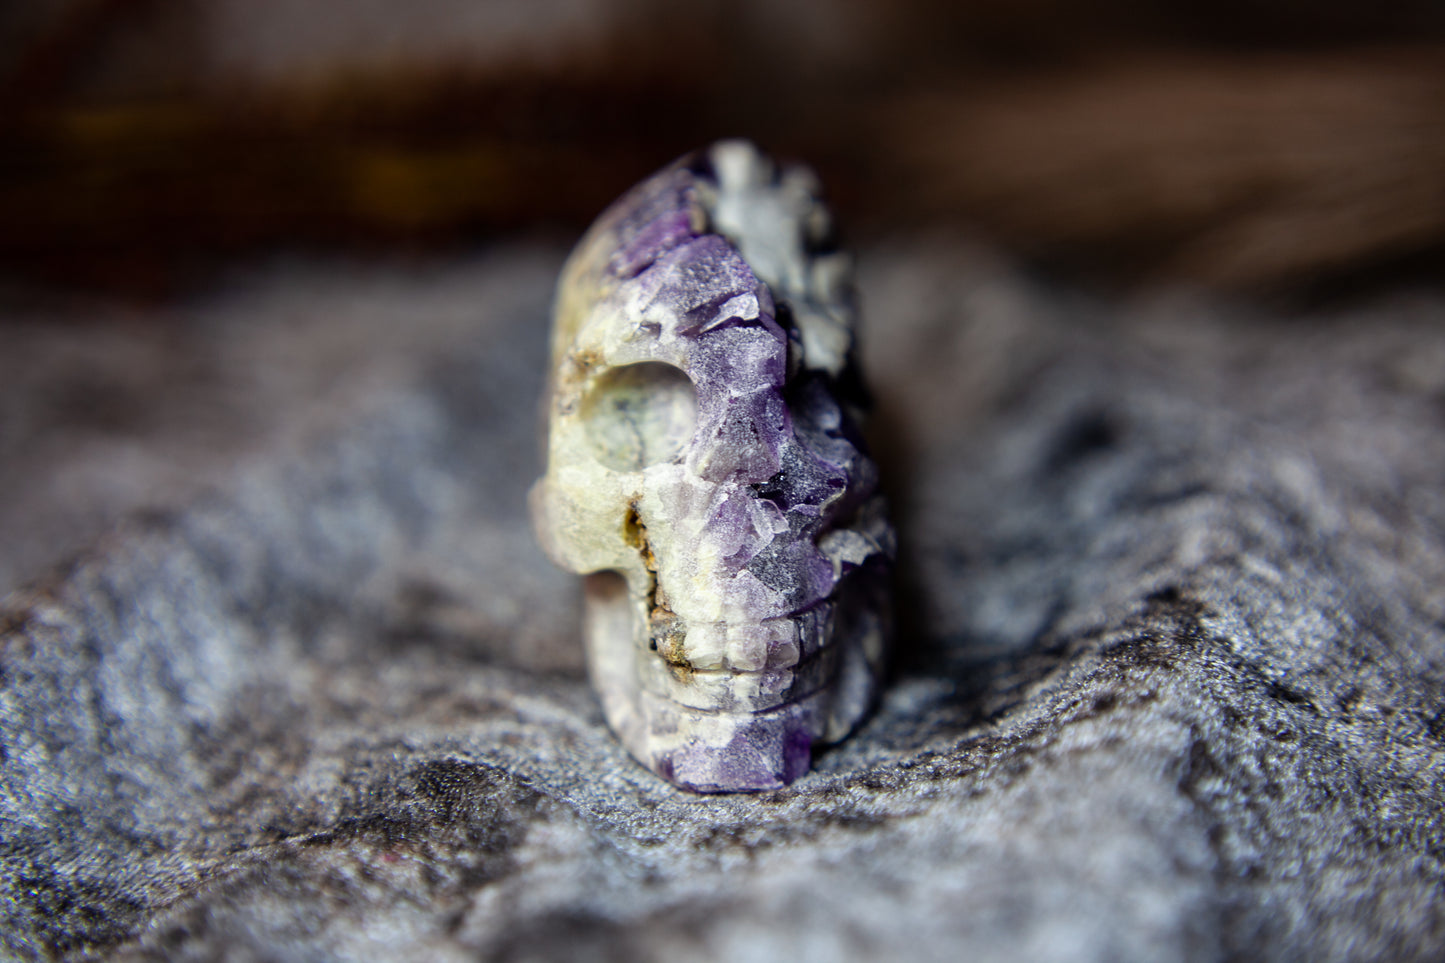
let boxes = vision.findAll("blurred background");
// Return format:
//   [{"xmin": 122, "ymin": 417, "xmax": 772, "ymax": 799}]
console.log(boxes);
[{"xmin": 3, "ymin": 0, "xmax": 1445, "ymax": 300}]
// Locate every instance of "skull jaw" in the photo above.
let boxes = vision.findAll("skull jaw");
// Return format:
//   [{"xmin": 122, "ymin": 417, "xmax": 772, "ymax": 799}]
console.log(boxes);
[
  {"xmin": 636, "ymin": 694, "xmax": 823, "ymax": 793},
  {"xmin": 582, "ymin": 567, "xmax": 887, "ymax": 793}
]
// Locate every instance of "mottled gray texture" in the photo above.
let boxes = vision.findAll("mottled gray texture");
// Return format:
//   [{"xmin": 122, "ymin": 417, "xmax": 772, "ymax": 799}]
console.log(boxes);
[{"xmin": 2, "ymin": 238, "xmax": 1444, "ymax": 961}]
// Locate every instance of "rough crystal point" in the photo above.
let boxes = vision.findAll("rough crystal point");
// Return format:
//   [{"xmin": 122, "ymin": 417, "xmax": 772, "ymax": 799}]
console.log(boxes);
[{"xmin": 530, "ymin": 140, "xmax": 893, "ymax": 792}]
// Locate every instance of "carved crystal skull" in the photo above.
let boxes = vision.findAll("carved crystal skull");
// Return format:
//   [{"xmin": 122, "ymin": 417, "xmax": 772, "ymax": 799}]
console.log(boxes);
[{"xmin": 530, "ymin": 141, "xmax": 892, "ymax": 792}]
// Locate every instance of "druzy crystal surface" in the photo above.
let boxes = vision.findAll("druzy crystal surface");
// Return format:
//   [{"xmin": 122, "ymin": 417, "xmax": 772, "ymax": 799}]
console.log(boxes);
[{"xmin": 530, "ymin": 141, "xmax": 892, "ymax": 792}]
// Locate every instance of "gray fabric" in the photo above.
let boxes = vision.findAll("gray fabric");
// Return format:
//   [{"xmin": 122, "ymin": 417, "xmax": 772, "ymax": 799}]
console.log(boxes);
[{"xmin": 2, "ymin": 239, "xmax": 1442, "ymax": 961}]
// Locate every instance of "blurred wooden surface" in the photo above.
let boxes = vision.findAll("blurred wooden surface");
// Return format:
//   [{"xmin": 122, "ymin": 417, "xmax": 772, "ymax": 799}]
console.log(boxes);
[{"xmin": 2, "ymin": 0, "xmax": 1444, "ymax": 296}]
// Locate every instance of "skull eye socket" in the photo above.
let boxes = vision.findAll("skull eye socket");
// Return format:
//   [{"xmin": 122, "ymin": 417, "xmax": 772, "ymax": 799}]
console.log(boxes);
[{"xmin": 580, "ymin": 362, "xmax": 698, "ymax": 471}]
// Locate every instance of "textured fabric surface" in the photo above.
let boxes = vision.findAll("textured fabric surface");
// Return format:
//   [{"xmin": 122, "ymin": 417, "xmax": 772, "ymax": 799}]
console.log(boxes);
[{"xmin": 2, "ymin": 240, "xmax": 1443, "ymax": 961}]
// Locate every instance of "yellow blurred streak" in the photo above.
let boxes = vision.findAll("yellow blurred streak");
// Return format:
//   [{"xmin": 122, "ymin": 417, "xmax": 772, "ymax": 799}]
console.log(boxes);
[{"xmin": 347, "ymin": 146, "xmax": 512, "ymax": 230}]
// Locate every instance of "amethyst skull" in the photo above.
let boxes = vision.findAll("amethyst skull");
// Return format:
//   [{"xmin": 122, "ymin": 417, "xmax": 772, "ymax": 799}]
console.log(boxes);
[{"xmin": 530, "ymin": 141, "xmax": 892, "ymax": 792}]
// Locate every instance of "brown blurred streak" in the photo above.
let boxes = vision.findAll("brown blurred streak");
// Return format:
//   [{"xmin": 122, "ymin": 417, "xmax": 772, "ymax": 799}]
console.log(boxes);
[
  {"xmin": 0, "ymin": 68, "xmax": 723, "ymax": 296},
  {"xmin": 870, "ymin": 46, "xmax": 1445, "ymax": 288}
]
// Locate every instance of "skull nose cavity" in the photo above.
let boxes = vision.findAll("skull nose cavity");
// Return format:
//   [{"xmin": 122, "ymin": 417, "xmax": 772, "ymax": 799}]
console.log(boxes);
[{"xmin": 580, "ymin": 362, "xmax": 698, "ymax": 471}]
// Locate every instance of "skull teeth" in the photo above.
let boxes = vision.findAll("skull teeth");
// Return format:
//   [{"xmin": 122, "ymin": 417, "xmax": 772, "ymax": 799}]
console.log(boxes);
[
  {"xmin": 644, "ymin": 605, "xmax": 833, "ymax": 673},
  {"xmin": 636, "ymin": 642, "xmax": 840, "ymax": 714}
]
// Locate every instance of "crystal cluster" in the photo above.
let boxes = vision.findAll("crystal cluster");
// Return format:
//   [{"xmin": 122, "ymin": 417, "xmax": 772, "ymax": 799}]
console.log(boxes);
[{"xmin": 530, "ymin": 141, "xmax": 892, "ymax": 791}]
